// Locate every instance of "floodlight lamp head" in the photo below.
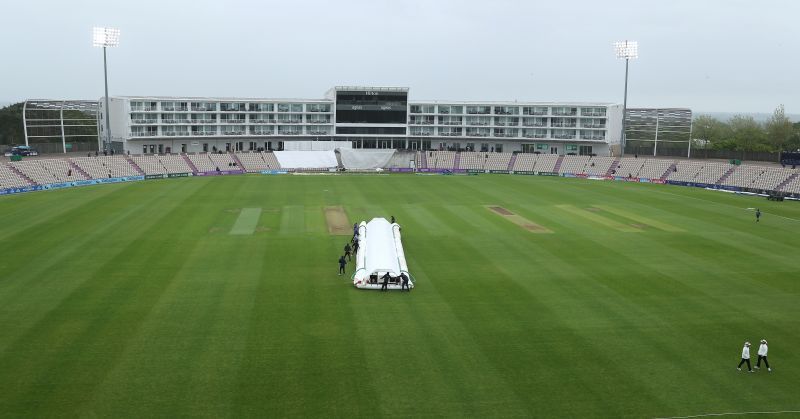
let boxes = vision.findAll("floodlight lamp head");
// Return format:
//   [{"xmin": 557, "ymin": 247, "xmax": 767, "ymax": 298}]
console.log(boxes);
[
  {"xmin": 93, "ymin": 27, "xmax": 120, "ymax": 47},
  {"xmin": 614, "ymin": 40, "xmax": 638, "ymax": 59}
]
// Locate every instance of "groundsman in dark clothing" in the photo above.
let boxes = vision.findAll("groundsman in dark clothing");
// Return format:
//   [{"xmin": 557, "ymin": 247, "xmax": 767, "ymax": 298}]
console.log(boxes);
[
  {"xmin": 400, "ymin": 273, "xmax": 410, "ymax": 292},
  {"xmin": 381, "ymin": 272, "xmax": 391, "ymax": 291}
]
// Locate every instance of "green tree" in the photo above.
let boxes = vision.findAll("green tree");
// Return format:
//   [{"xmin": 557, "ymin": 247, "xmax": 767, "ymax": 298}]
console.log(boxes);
[
  {"xmin": 729, "ymin": 115, "xmax": 765, "ymax": 151},
  {"xmin": 765, "ymin": 104, "xmax": 793, "ymax": 151},
  {"xmin": 786, "ymin": 122, "xmax": 800, "ymax": 151},
  {"xmin": 0, "ymin": 103, "xmax": 25, "ymax": 146},
  {"xmin": 693, "ymin": 115, "xmax": 732, "ymax": 151}
]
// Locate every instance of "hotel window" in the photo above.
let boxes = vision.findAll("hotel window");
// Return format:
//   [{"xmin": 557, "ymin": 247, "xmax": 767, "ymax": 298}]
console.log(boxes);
[
  {"xmin": 307, "ymin": 104, "xmax": 331, "ymax": 112},
  {"xmin": 552, "ymin": 129, "xmax": 576, "ymax": 139},
  {"xmin": 220, "ymin": 102, "xmax": 245, "ymax": 112},
  {"xmin": 523, "ymin": 106, "xmax": 548, "ymax": 115},
  {"xmin": 192, "ymin": 102, "xmax": 216, "ymax": 111},
  {"xmin": 410, "ymin": 105, "xmax": 434, "ymax": 113},
  {"xmin": 493, "ymin": 106, "xmax": 519, "ymax": 115},
  {"xmin": 580, "ymin": 107, "xmax": 606, "ymax": 117},
  {"xmin": 249, "ymin": 103, "xmax": 274, "ymax": 112},
  {"xmin": 466, "ymin": 106, "xmax": 490, "ymax": 114},
  {"xmin": 438, "ymin": 105, "xmax": 463, "ymax": 114},
  {"xmin": 552, "ymin": 107, "xmax": 577, "ymax": 116}
]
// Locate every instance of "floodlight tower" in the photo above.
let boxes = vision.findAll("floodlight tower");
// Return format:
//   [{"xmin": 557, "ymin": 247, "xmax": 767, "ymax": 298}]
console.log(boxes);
[
  {"xmin": 614, "ymin": 40, "xmax": 638, "ymax": 157},
  {"xmin": 93, "ymin": 27, "xmax": 120, "ymax": 153}
]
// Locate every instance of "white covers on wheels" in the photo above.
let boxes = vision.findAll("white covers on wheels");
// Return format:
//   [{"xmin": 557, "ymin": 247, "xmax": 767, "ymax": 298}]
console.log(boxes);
[{"xmin": 352, "ymin": 217, "xmax": 413, "ymax": 290}]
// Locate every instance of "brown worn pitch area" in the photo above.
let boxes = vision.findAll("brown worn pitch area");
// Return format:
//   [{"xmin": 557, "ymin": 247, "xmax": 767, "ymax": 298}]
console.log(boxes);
[
  {"xmin": 325, "ymin": 206, "xmax": 351, "ymax": 235},
  {"xmin": 487, "ymin": 206, "xmax": 553, "ymax": 233},
  {"xmin": 489, "ymin": 206, "xmax": 513, "ymax": 215}
]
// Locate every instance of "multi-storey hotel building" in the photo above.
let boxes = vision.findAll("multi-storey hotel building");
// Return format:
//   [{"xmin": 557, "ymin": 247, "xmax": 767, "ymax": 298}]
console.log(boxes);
[{"xmin": 100, "ymin": 86, "xmax": 623, "ymax": 156}]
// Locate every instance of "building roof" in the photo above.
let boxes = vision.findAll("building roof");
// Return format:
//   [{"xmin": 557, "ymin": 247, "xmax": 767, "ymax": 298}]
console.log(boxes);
[{"xmin": 109, "ymin": 96, "xmax": 332, "ymax": 103}]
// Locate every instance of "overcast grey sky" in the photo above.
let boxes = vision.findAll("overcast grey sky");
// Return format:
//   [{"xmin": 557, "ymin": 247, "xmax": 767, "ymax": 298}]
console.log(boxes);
[{"xmin": 1, "ymin": 0, "xmax": 798, "ymax": 113}]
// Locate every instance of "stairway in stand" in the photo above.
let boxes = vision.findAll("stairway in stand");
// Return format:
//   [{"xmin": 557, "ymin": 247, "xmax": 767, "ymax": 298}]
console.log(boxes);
[
  {"xmin": 507, "ymin": 153, "xmax": 517, "ymax": 171},
  {"xmin": 453, "ymin": 152, "xmax": 461, "ymax": 170},
  {"xmin": 716, "ymin": 165, "xmax": 737, "ymax": 185},
  {"xmin": 661, "ymin": 162, "xmax": 677, "ymax": 181},
  {"xmin": 6, "ymin": 164, "xmax": 36, "ymax": 185},
  {"xmin": 777, "ymin": 172, "xmax": 799, "ymax": 191},
  {"xmin": 553, "ymin": 155, "xmax": 565, "ymax": 173},
  {"xmin": 68, "ymin": 160, "xmax": 92, "ymax": 179},
  {"xmin": 124, "ymin": 156, "xmax": 145, "ymax": 176},
  {"xmin": 419, "ymin": 151, "xmax": 428, "ymax": 169},
  {"xmin": 182, "ymin": 154, "xmax": 199, "ymax": 174},
  {"xmin": 230, "ymin": 153, "xmax": 245, "ymax": 171},
  {"xmin": 606, "ymin": 158, "xmax": 620, "ymax": 176}
]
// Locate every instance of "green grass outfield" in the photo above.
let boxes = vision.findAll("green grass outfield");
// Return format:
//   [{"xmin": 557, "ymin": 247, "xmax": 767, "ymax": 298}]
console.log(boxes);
[{"xmin": 0, "ymin": 174, "xmax": 798, "ymax": 418}]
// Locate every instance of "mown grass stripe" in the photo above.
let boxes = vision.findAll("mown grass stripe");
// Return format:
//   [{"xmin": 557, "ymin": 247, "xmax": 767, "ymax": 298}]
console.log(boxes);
[
  {"xmin": 229, "ymin": 207, "xmax": 262, "ymax": 235},
  {"xmin": 593, "ymin": 205, "xmax": 685, "ymax": 232},
  {"xmin": 279, "ymin": 205, "xmax": 304, "ymax": 235},
  {"xmin": 555, "ymin": 204, "xmax": 641, "ymax": 232}
]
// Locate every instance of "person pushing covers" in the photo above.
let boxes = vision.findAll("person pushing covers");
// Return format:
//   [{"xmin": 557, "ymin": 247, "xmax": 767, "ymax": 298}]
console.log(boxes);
[{"xmin": 338, "ymin": 255, "xmax": 346, "ymax": 276}]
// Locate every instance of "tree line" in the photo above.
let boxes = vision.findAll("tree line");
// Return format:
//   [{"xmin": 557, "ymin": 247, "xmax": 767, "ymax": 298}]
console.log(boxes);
[{"xmin": 693, "ymin": 105, "xmax": 800, "ymax": 153}]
